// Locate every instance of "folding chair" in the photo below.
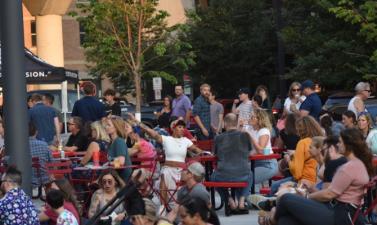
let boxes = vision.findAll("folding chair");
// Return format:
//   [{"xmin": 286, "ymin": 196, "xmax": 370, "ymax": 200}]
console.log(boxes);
[
  {"xmin": 31, "ymin": 157, "xmax": 44, "ymax": 199},
  {"xmin": 353, "ymin": 176, "xmax": 377, "ymax": 224}
]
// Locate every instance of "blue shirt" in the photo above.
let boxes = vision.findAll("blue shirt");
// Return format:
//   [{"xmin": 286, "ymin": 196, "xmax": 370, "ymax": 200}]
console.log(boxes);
[
  {"xmin": 29, "ymin": 102, "xmax": 57, "ymax": 143},
  {"xmin": 192, "ymin": 95, "xmax": 211, "ymax": 131},
  {"xmin": 299, "ymin": 93, "xmax": 322, "ymax": 120},
  {"xmin": 172, "ymin": 95, "xmax": 191, "ymax": 118},
  {"xmin": 29, "ymin": 137, "xmax": 53, "ymax": 187},
  {"xmin": 108, "ymin": 137, "xmax": 132, "ymax": 181},
  {"xmin": 0, "ymin": 188, "xmax": 39, "ymax": 225},
  {"xmin": 71, "ymin": 96, "xmax": 106, "ymax": 123}
]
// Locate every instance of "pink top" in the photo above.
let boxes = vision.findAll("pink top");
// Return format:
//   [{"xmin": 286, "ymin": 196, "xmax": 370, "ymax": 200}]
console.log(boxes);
[
  {"xmin": 137, "ymin": 139, "xmax": 156, "ymax": 171},
  {"xmin": 329, "ymin": 158, "xmax": 369, "ymax": 205}
]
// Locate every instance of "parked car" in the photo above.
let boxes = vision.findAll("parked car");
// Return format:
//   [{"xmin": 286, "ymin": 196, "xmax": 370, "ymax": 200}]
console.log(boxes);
[{"xmin": 323, "ymin": 92, "xmax": 377, "ymax": 122}]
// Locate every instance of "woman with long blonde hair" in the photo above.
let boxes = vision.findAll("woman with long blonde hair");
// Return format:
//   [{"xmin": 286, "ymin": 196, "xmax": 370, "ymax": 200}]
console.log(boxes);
[
  {"xmin": 80, "ymin": 121, "xmax": 111, "ymax": 165},
  {"xmin": 244, "ymin": 108, "xmax": 278, "ymax": 185}
]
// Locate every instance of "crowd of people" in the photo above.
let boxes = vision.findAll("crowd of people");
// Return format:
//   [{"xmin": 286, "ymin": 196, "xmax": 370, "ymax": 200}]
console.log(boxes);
[{"xmin": 0, "ymin": 79, "xmax": 377, "ymax": 225}]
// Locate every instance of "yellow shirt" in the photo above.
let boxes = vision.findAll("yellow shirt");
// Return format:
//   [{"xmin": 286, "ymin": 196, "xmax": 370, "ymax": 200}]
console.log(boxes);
[{"xmin": 289, "ymin": 137, "xmax": 317, "ymax": 184}]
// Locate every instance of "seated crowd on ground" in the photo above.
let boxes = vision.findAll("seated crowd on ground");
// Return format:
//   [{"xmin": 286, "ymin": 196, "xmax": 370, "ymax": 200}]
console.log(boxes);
[{"xmin": 1, "ymin": 80, "xmax": 377, "ymax": 225}]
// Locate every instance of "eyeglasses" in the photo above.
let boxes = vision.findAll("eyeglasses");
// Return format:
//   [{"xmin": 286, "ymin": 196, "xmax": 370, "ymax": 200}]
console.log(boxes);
[
  {"xmin": 0, "ymin": 179, "xmax": 14, "ymax": 183},
  {"xmin": 292, "ymin": 89, "xmax": 301, "ymax": 92},
  {"xmin": 67, "ymin": 122, "xmax": 75, "ymax": 126},
  {"xmin": 364, "ymin": 90, "xmax": 371, "ymax": 93},
  {"xmin": 102, "ymin": 179, "xmax": 114, "ymax": 185}
]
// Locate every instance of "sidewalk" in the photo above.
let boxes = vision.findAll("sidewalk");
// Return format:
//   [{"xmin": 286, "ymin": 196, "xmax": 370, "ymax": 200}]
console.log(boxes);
[{"xmin": 219, "ymin": 210, "xmax": 259, "ymax": 225}]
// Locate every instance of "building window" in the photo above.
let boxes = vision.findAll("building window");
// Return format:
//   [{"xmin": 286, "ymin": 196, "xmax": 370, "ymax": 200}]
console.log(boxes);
[
  {"xmin": 79, "ymin": 22, "xmax": 86, "ymax": 46},
  {"xmin": 31, "ymin": 20, "xmax": 37, "ymax": 47}
]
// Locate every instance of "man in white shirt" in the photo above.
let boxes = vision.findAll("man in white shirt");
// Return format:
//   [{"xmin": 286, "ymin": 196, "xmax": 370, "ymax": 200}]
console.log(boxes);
[
  {"xmin": 232, "ymin": 88, "xmax": 253, "ymax": 128},
  {"xmin": 348, "ymin": 82, "xmax": 371, "ymax": 117}
]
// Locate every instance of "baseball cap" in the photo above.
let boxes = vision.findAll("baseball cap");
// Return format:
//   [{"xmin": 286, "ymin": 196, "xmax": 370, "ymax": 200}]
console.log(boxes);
[
  {"xmin": 187, "ymin": 162, "xmax": 205, "ymax": 177},
  {"xmin": 301, "ymin": 80, "xmax": 315, "ymax": 90},
  {"xmin": 238, "ymin": 88, "xmax": 250, "ymax": 95}
]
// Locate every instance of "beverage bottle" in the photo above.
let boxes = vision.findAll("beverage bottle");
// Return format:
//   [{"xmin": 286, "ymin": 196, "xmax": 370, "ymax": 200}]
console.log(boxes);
[{"xmin": 58, "ymin": 140, "xmax": 65, "ymax": 158}]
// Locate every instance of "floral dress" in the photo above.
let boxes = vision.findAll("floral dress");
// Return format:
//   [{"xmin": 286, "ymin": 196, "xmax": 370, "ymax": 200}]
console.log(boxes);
[{"xmin": 57, "ymin": 209, "xmax": 79, "ymax": 225}]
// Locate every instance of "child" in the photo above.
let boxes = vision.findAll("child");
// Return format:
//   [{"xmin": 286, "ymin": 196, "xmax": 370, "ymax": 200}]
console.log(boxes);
[{"xmin": 46, "ymin": 189, "xmax": 79, "ymax": 225}]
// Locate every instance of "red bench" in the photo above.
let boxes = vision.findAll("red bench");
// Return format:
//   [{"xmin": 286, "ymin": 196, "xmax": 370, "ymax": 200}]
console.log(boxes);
[{"xmin": 203, "ymin": 181, "xmax": 248, "ymax": 216}]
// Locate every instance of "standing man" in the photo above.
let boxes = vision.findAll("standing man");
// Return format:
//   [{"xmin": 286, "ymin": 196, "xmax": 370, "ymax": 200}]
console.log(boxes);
[
  {"xmin": 42, "ymin": 93, "xmax": 63, "ymax": 133},
  {"xmin": 209, "ymin": 91, "xmax": 224, "ymax": 135},
  {"xmin": 348, "ymin": 82, "xmax": 371, "ymax": 117},
  {"xmin": 0, "ymin": 167, "xmax": 40, "ymax": 225},
  {"xmin": 192, "ymin": 83, "xmax": 212, "ymax": 140},
  {"xmin": 171, "ymin": 84, "xmax": 192, "ymax": 127},
  {"xmin": 29, "ymin": 94, "xmax": 61, "ymax": 145},
  {"xmin": 71, "ymin": 82, "xmax": 106, "ymax": 124},
  {"xmin": 103, "ymin": 89, "xmax": 121, "ymax": 117},
  {"xmin": 297, "ymin": 80, "xmax": 322, "ymax": 120},
  {"xmin": 232, "ymin": 88, "xmax": 253, "ymax": 128}
]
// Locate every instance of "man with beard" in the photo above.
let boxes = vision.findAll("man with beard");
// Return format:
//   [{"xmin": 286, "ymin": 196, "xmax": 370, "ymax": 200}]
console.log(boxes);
[{"xmin": 192, "ymin": 83, "xmax": 212, "ymax": 140}]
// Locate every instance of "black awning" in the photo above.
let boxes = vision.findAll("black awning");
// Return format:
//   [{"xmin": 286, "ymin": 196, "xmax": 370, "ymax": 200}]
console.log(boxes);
[{"xmin": 0, "ymin": 46, "xmax": 79, "ymax": 84}]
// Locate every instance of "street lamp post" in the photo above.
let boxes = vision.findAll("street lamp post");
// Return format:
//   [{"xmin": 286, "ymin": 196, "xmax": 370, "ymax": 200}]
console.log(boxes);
[
  {"xmin": 0, "ymin": 0, "xmax": 32, "ymax": 195},
  {"xmin": 273, "ymin": 0, "xmax": 287, "ymax": 99}
]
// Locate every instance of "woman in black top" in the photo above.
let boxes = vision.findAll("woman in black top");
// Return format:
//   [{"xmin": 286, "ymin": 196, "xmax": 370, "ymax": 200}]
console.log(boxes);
[{"xmin": 156, "ymin": 96, "xmax": 172, "ymax": 128}]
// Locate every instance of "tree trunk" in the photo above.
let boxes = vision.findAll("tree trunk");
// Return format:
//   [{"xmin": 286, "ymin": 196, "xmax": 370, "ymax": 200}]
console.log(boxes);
[{"xmin": 133, "ymin": 71, "xmax": 142, "ymax": 121}]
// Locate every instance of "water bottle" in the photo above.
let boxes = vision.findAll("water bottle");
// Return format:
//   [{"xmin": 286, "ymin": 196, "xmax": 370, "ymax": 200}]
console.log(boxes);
[{"xmin": 263, "ymin": 147, "xmax": 271, "ymax": 155}]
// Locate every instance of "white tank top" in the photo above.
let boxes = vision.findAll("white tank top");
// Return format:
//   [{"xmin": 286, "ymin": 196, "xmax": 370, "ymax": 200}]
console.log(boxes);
[{"xmin": 348, "ymin": 96, "xmax": 366, "ymax": 117}]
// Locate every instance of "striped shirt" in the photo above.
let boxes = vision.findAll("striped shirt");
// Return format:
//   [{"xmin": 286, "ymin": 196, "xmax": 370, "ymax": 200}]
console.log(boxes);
[
  {"xmin": 237, "ymin": 100, "xmax": 253, "ymax": 125},
  {"xmin": 29, "ymin": 137, "xmax": 52, "ymax": 187}
]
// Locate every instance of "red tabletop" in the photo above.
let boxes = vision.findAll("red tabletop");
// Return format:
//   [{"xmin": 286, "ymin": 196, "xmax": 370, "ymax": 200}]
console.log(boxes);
[
  {"xmin": 249, "ymin": 154, "xmax": 281, "ymax": 161},
  {"xmin": 52, "ymin": 151, "xmax": 85, "ymax": 158}
]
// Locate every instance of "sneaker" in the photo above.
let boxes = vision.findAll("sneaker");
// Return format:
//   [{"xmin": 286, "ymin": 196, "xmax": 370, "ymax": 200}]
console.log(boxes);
[
  {"xmin": 248, "ymin": 194, "xmax": 267, "ymax": 208},
  {"xmin": 257, "ymin": 199, "xmax": 276, "ymax": 211}
]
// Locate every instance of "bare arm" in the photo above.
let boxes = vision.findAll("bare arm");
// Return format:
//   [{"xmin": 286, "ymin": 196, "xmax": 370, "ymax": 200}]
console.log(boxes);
[
  {"xmin": 354, "ymin": 98, "xmax": 365, "ymax": 114},
  {"xmin": 308, "ymin": 188, "xmax": 338, "ymax": 202},
  {"xmin": 139, "ymin": 123, "xmax": 163, "ymax": 143},
  {"xmin": 80, "ymin": 142, "xmax": 98, "ymax": 165},
  {"xmin": 188, "ymin": 144, "xmax": 203, "ymax": 154},
  {"xmin": 251, "ymin": 134, "xmax": 269, "ymax": 154},
  {"xmin": 218, "ymin": 113, "xmax": 224, "ymax": 133},
  {"xmin": 54, "ymin": 117, "xmax": 61, "ymax": 143},
  {"xmin": 64, "ymin": 146, "xmax": 78, "ymax": 152},
  {"xmin": 128, "ymin": 147, "xmax": 140, "ymax": 157},
  {"xmin": 299, "ymin": 110, "xmax": 309, "ymax": 117}
]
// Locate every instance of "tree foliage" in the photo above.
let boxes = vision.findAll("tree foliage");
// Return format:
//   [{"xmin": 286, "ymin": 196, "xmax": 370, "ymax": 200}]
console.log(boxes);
[
  {"xmin": 329, "ymin": 0, "xmax": 377, "ymax": 80},
  {"xmin": 183, "ymin": 0, "xmax": 277, "ymax": 97},
  {"xmin": 281, "ymin": 0, "xmax": 377, "ymax": 90},
  {"xmin": 71, "ymin": 0, "xmax": 195, "ymax": 111}
]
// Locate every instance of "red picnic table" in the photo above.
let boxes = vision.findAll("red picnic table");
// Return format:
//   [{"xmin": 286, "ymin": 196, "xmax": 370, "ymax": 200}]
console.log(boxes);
[{"xmin": 52, "ymin": 151, "xmax": 86, "ymax": 158}]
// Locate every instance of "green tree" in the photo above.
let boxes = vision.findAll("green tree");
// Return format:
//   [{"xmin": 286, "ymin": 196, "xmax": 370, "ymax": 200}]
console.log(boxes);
[
  {"xmin": 329, "ymin": 0, "xmax": 377, "ymax": 80},
  {"xmin": 281, "ymin": 0, "xmax": 377, "ymax": 90},
  {"xmin": 183, "ymin": 0, "xmax": 278, "ymax": 97},
  {"xmin": 72, "ymin": 0, "xmax": 195, "ymax": 115}
]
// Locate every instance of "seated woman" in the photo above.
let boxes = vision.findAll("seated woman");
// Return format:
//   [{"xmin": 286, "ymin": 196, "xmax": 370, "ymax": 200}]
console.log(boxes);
[
  {"xmin": 276, "ymin": 113, "xmax": 300, "ymax": 151},
  {"xmin": 244, "ymin": 108, "xmax": 278, "ymax": 185},
  {"xmin": 342, "ymin": 110, "xmax": 357, "ymax": 129},
  {"xmin": 128, "ymin": 125, "xmax": 156, "ymax": 172},
  {"xmin": 270, "ymin": 116, "xmax": 324, "ymax": 195},
  {"xmin": 358, "ymin": 112, "xmax": 377, "ymax": 154},
  {"xmin": 88, "ymin": 170, "xmax": 127, "ymax": 225},
  {"xmin": 131, "ymin": 198, "xmax": 174, "ymax": 225},
  {"xmin": 271, "ymin": 128, "xmax": 373, "ymax": 225},
  {"xmin": 138, "ymin": 118, "xmax": 202, "ymax": 212},
  {"xmin": 105, "ymin": 117, "xmax": 132, "ymax": 182},
  {"xmin": 39, "ymin": 178, "xmax": 80, "ymax": 225},
  {"xmin": 80, "ymin": 121, "xmax": 110, "ymax": 165}
]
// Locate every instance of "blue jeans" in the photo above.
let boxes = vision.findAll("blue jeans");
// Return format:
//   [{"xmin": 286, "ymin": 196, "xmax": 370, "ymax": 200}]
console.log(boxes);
[
  {"xmin": 270, "ymin": 176, "xmax": 294, "ymax": 195},
  {"xmin": 211, "ymin": 171, "xmax": 252, "ymax": 200},
  {"xmin": 254, "ymin": 159, "xmax": 278, "ymax": 184}
]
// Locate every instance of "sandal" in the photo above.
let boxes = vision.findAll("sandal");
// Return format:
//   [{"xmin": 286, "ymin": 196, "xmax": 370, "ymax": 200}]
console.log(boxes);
[{"xmin": 258, "ymin": 211, "xmax": 276, "ymax": 225}]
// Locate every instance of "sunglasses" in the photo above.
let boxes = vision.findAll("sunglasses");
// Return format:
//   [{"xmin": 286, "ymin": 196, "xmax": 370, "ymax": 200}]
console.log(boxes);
[
  {"xmin": 291, "ymin": 89, "xmax": 300, "ymax": 92},
  {"xmin": 102, "ymin": 179, "xmax": 114, "ymax": 185},
  {"xmin": 364, "ymin": 90, "xmax": 371, "ymax": 93},
  {"xmin": 67, "ymin": 122, "xmax": 75, "ymax": 126}
]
